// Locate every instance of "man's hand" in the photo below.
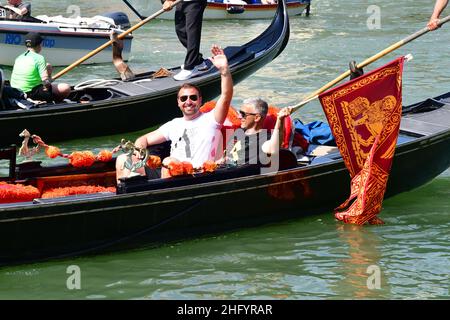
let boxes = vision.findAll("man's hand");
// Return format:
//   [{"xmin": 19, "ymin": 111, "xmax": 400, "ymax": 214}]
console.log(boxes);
[
  {"xmin": 277, "ymin": 107, "xmax": 292, "ymax": 120},
  {"xmin": 427, "ymin": 17, "xmax": 440, "ymax": 30},
  {"xmin": 209, "ymin": 45, "xmax": 229, "ymax": 74},
  {"xmin": 46, "ymin": 63, "xmax": 53, "ymax": 76},
  {"xmin": 163, "ymin": 0, "xmax": 175, "ymax": 11}
]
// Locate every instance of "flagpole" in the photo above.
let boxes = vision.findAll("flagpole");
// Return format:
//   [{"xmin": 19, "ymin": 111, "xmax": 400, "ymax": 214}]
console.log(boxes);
[{"xmin": 290, "ymin": 15, "xmax": 450, "ymax": 112}]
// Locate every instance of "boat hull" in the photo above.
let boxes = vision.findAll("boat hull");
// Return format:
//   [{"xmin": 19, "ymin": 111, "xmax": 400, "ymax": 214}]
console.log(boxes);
[
  {"xmin": 0, "ymin": 93, "xmax": 450, "ymax": 265},
  {"xmin": 0, "ymin": 128, "xmax": 448, "ymax": 265}
]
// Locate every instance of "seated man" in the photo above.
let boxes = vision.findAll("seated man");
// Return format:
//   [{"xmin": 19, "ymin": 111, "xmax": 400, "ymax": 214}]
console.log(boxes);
[
  {"xmin": 226, "ymin": 97, "xmax": 291, "ymax": 167},
  {"xmin": 2, "ymin": 0, "xmax": 31, "ymax": 19},
  {"xmin": 10, "ymin": 32, "xmax": 71, "ymax": 103},
  {"xmin": 116, "ymin": 44, "xmax": 233, "ymax": 182}
]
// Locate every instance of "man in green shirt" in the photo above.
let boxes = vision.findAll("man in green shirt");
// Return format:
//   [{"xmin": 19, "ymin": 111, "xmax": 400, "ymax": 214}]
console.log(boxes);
[{"xmin": 11, "ymin": 32, "xmax": 71, "ymax": 102}]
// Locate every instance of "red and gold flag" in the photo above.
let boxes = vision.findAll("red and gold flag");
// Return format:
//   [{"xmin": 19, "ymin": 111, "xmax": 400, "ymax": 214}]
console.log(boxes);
[{"xmin": 319, "ymin": 57, "xmax": 405, "ymax": 225}]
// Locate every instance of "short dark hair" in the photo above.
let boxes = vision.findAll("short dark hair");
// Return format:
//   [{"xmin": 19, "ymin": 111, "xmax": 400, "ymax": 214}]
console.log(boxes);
[
  {"xmin": 25, "ymin": 32, "xmax": 43, "ymax": 48},
  {"xmin": 178, "ymin": 83, "xmax": 202, "ymax": 98}
]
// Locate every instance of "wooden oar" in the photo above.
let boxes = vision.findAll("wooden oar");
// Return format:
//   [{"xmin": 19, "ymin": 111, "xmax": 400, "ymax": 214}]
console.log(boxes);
[
  {"xmin": 53, "ymin": 0, "xmax": 182, "ymax": 80},
  {"xmin": 291, "ymin": 15, "xmax": 450, "ymax": 112}
]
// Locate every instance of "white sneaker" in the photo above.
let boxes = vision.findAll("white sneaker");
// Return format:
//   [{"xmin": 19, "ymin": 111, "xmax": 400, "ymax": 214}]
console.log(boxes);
[{"xmin": 174, "ymin": 67, "xmax": 200, "ymax": 81}]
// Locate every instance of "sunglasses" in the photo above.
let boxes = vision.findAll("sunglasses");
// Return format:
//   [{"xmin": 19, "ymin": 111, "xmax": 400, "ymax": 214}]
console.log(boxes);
[
  {"xmin": 239, "ymin": 110, "xmax": 258, "ymax": 118},
  {"xmin": 178, "ymin": 95, "xmax": 199, "ymax": 102}
]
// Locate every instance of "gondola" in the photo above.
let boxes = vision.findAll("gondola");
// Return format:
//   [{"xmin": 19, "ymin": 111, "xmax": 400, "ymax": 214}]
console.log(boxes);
[
  {"xmin": 0, "ymin": 0, "xmax": 290, "ymax": 145},
  {"xmin": 0, "ymin": 91, "xmax": 449, "ymax": 266}
]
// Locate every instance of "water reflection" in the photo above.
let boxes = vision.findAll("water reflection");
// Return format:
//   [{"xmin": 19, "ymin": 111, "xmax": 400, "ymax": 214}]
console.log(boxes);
[{"xmin": 334, "ymin": 224, "xmax": 389, "ymax": 299}]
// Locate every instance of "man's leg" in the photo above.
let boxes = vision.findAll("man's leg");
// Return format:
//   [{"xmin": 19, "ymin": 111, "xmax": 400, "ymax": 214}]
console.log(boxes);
[
  {"xmin": 183, "ymin": 1, "xmax": 207, "ymax": 70},
  {"xmin": 175, "ymin": 2, "xmax": 188, "ymax": 49}
]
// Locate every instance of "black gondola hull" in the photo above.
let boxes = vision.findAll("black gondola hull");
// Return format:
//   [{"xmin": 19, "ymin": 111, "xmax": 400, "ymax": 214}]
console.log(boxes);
[{"xmin": 0, "ymin": 102, "xmax": 449, "ymax": 265}]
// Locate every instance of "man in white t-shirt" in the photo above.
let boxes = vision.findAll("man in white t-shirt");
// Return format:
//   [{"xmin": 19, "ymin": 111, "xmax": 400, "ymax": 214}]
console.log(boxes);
[{"xmin": 116, "ymin": 44, "xmax": 233, "ymax": 181}]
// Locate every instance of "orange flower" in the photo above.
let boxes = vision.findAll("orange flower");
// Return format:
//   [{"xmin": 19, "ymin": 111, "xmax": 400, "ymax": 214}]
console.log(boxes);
[
  {"xmin": 203, "ymin": 160, "xmax": 217, "ymax": 173},
  {"xmin": 45, "ymin": 146, "xmax": 61, "ymax": 159},
  {"xmin": 146, "ymin": 155, "xmax": 162, "ymax": 169},
  {"xmin": 182, "ymin": 161, "xmax": 194, "ymax": 175},
  {"xmin": 167, "ymin": 161, "xmax": 184, "ymax": 177},
  {"xmin": 41, "ymin": 186, "xmax": 116, "ymax": 199},
  {"xmin": 69, "ymin": 151, "xmax": 96, "ymax": 168},
  {"xmin": 0, "ymin": 182, "xmax": 41, "ymax": 203},
  {"xmin": 97, "ymin": 150, "xmax": 113, "ymax": 162}
]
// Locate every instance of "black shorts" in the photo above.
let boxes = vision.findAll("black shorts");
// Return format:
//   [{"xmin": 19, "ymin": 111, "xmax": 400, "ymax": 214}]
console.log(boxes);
[{"xmin": 26, "ymin": 84, "xmax": 53, "ymax": 102}]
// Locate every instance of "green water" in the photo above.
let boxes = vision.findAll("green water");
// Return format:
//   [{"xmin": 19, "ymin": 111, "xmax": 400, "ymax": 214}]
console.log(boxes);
[{"xmin": 0, "ymin": 0, "xmax": 449, "ymax": 299}]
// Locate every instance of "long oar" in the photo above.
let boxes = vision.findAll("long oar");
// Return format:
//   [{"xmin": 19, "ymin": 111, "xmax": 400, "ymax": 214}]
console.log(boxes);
[
  {"xmin": 53, "ymin": 0, "xmax": 182, "ymax": 80},
  {"xmin": 291, "ymin": 15, "xmax": 450, "ymax": 112}
]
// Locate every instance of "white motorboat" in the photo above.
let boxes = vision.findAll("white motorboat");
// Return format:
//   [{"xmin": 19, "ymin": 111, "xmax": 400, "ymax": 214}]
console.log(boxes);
[{"xmin": 0, "ymin": 8, "xmax": 133, "ymax": 66}]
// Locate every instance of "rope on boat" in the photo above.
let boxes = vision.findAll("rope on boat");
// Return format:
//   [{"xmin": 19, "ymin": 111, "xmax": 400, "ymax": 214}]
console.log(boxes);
[{"xmin": 73, "ymin": 79, "xmax": 123, "ymax": 91}]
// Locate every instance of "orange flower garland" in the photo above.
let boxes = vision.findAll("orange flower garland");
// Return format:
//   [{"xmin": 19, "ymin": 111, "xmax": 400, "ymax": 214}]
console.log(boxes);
[
  {"xmin": 45, "ymin": 146, "xmax": 62, "ymax": 159},
  {"xmin": 69, "ymin": 151, "xmax": 96, "ymax": 168},
  {"xmin": 146, "ymin": 155, "xmax": 162, "ymax": 169},
  {"xmin": 96, "ymin": 150, "xmax": 113, "ymax": 162},
  {"xmin": 41, "ymin": 186, "xmax": 116, "ymax": 199},
  {"xmin": 182, "ymin": 161, "xmax": 194, "ymax": 175},
  {"xmin": 0, "ymin": 182, "xmax": 41, "ymax": 203},
  {"xmin": 167, "ymin": 161, "xmax": 185, "ymax": 177},
  {"xmin": 203, "ymin": 160, "xmax": 218, "ymax": 173}
]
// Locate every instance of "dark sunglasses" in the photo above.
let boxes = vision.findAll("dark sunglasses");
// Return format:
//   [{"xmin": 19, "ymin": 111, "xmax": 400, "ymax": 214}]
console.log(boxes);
[
  {"xmin": 178, "ymin": 95, "xmax": 199, "ymax": 102},
  {"xmin": 239, "ymin": 110, "xmax": 258, "ymax": 118}
]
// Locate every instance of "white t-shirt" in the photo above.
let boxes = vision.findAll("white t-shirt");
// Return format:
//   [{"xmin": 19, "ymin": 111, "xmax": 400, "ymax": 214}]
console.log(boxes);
[{"xmin": 158, "ymin": 111, "xmax": 222, "ymax": 167}]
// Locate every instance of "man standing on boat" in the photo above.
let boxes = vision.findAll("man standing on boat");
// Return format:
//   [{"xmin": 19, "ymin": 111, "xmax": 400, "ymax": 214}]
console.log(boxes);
[
  {"xmin": 115, "ymin": 44, "xmax": 232, "ymax": 181},
  {"xmin": 428, "ymin": 0, "xmax": 448, "ymax": 30},
  {"xmin": 10, "ymin": 32, "xmax": 71, "ymax": 103},
  {"xmin": 163, "ymin": 0, "xmax": 209, "ymax": 81},
  {"xmin": 1, "ymin": 0, "xmax": 31, "ymax": 19}
]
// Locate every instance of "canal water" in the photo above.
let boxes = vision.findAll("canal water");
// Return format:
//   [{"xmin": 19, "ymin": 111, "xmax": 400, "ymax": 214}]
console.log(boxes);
[{"xmin": 0, "ymin": 0, "xmax": 449, "ymax": 299}]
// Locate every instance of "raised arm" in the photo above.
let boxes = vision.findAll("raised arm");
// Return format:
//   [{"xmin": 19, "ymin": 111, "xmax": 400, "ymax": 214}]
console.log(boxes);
[
  {"xmin": 209, "ymin": 45, "xmax": 233, "ymax": 124},
  {"xmin": 428, "ymin": 0, "xmax": 449, "ymax": 30}
]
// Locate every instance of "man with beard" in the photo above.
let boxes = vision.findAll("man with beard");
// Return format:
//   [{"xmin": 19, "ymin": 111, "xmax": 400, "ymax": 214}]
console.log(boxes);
[{"xmin": 115, "ymin": 44, "xmax": 232, "ymax": 181}]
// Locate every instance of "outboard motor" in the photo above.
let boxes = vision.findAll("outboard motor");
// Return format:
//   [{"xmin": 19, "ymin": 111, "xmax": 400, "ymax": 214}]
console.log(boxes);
[{"xmin": 98, "ymin": 12, "xmax": 131, "ymax": 30}]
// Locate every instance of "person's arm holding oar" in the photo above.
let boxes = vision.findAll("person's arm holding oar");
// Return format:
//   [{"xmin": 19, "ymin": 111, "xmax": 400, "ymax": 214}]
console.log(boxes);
[
  {"xmin": 52, "ymin": 0, "xmax": 182, "ymax": 80},
  {"xmin": 289, "ymin": 13, "xmax": 450, "ymax": 113},
  {"xmin": 428, "ymin": 0, "xmax": 448, "ymax": 30}
]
